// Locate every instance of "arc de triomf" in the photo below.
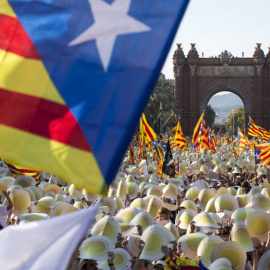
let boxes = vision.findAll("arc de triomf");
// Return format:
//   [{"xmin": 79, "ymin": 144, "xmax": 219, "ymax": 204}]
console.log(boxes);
[{"xmin": 173, "ymin": 43, "xmax": 270, "ymax": 136}]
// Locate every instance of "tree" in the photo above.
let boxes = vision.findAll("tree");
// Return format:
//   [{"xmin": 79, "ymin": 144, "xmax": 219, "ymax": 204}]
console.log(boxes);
[
  {"xmin": 226, "ymin": 107, "xmax": 245, "ymax": 135},
  {"xmin": 144, "ymin": 77, "xmax": 180, "ymax": 132},
  {"xmin": 205, "ymin": 105, "xmax": 216, "ymax": 128}
]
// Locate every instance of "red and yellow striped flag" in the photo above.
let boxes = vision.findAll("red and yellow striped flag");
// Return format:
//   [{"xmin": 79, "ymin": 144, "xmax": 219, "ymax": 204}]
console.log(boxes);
[
  {"xmin": 199, "ymin": 116, "xmax": 209, "ymax": 151},
  {"xmin": 142, "ymin": 113, "xmax": 157, "ymax": 142},
  {"xmin": 174, "ymin": 121, "xmax": 187, "ymax": 151},
  {"xmin": 192, "ymin": 112, "xmax": 204, "ymax": 147},
  {"xmin": 0, "ymin": 2, "xmax": 105, "ymax": 194}
]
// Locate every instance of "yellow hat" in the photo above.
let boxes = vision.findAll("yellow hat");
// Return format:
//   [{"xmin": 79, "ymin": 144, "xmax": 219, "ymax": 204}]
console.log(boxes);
[
  {"xmin": 116, "ymin": 180, "xmax": 128, "ymax": 199},
  {"xmin": 126, "ymin": 174, "xmax": 136, "ymax": 183},
  {"xmin": 74, "ymin": 201, "xmax": 86, "ymax": 210},
  {"xmin": 10, "ymin": 189, "xmax": 31, "ymax": 216},
  {"xmin": 163, "ymin": 183, "xmax": 178, "ymax": 198},
  {"xmin": 247, "ymin": 155, "xmax": 255, "ymax": 163},
  {"xmin": 163, "ymin": 202, "xmax": 178, "ymax": 211},
  {"xmin": 34, "ymin": 196, "xmax": 56, "ymax": 216},
  {"xmin": 185, "ymin": 186, "xmax": 201, "ymax": 201},
  {"xmin": 179, "ymin": 209, "xmax": 197, "ymax": 230},
  {"xmin": 116, "ymin": 207, "xmax": 139, "ymax": 223},
  {"xmin": 91, "ymin": 216, "xmax": 120, "ymax": 243},
  {"xmin": 165, "ymin": 222, "xmax": 179, "ymax": 239},
  {"xmin": 51, "ymin": 201, "xmax": 69, "ymax": 216},
  {"xmin": 130, "ymin": 198, "xmax": 148, "ymax": 211},
  {"xmin": 193, "ymin": 212, "xmax": 221, "ymax": 229},
  {"xmin": 261, "ymin": 188, "xmax": 270, "ymax": 199},
  {"xmin": 231, "ymin": 207, "xmax": 256, "ymax": 223},
  {"xmin": 79, "ymin": 235, "xmax": 113, "ymax": 261},
  {"xmin": 14, "ymin": 175, "xmax": 35, "ymax": 188},
  {"xmin": 146, "ymin": 197, "xmax": 164, "ymax": 218},
  {"xmin": 249, "ymin": 186, "xmax": 262, "ymax": 197},
  {"xmin": 101, "ymin": 197, "xmax": 117, "ymax": 215},
  {"xmin": 127, "ymin": 166, "xmax": 140, "ymax": 175},
  {"xmin": 258, "ymin": 250, "xmax": 270, "ymax": 270},
  {"xmin": 215, "ymin": 194, "xmax": 239, "ymax": 212},
  {"xmin": 130, "ymin": 211, "xmax": 155, "ymax": 230},
  {"xmin": 126, "ymin": 235, "xmax": 141, "ymax": 257},
  {"xmin": 55, "ymin": 193, "xmax": 65, "ymax": 202},
  {"xmin": 140, "ymin": 224, "xmax": 168, "ymax": 261},
  {"xmin": 98, "ymin": 248, "xmax": 132, "ymax": 270},
  {"xmin": 119, "ymin": 223, "xmax": 138, "ymax": 237},
  {"xmin": 44, "ymin": 191, "xmax": 56, "ymax": 199},
  {"xmin": 213, "ymin": 158, "xmax": 220, "ymax": 166},
  {"xmin": 209, "ymin": 258, "xmax": 232, "ymax": 270},
  {"xmin": 68, "ymin": 184, "xmax": 81, "ymax": 198},
  {"xmin": 251, "ymin": 193, "xmax": 270, "ymax": 212},
  {"xmin": 231, "ymin": 221, "xmax": 253, "ymax": 252},
  {"xmin": 205, "ymin": 197, "xmax": 217, "ymax": 213},
  {"xmin": 210, "ymin": 241, "xmax": 246, "ymax": 270},
  {"xmin": 198, "ymin": 189, "xmax": 216, "ymax": 208},
  {"xmin": 0, "ymin": 176, "xmax": 15, "ymax": 186},
  {"xmin": 263, "ymin": 179, "xmax": 270, "ymax": 189},
  {"xmin": 19, "ymin": 213, "xmax": 49, "ymax": 222},
  {"xmin": 197, "ymin": 235, "xmax": 224, "ymax": 267},
  {"xmin": 227, "ymin": 159, "xmax": 235, "ymax": 167},
  {"xmin": 178, "ymin": 232, "xmax": 207, "ymax": 259},
  {"xmin": 245, "ymin": 211, "xmax": 270, "ymax": 242},
  {"xmin": 227, "ymin": 187, "xmax": 237, "ymax": 196},
  {"xmin": 114, "ymin": 196, "xmax": 124, "ymax": 210},
  {"xmin": 236, "ymin": 194, "xmax": 251, "ymax": 203},
  {"xmin": 44, "ymin": 184, "xmax": 63, "ymax": 195},
  {"xmin": 127, "ymin": 182, "xmax": 140, "ymax": 200},
  {"xmin": 180, "ymin": 200, "xmax": 197, "ymax": 213},
  {"xmin": 147, "ymin": 185, "xmax": 163, "ymax": 197},
  {"xmin": 220, "ymin": 162, "xmax": 227, "ymax": 172},
  {"xmin": 217, "ymin": 187, "xmax": 230, "ymax": 196},
  {"xmin": 199, "ymin": 165, "xmax": 208, "ymax": 174}
]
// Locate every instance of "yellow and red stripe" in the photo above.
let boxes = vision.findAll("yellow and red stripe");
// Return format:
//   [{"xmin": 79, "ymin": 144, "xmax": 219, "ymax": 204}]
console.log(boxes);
[{"xmin": 0, "ymin": 1, "xmax": 105, "ymax": 194}]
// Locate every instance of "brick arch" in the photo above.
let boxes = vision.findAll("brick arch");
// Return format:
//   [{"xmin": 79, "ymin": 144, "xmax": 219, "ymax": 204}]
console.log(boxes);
[{"xmin": 199, "ymin": 81, "xmax": 252, "ymax": 114}]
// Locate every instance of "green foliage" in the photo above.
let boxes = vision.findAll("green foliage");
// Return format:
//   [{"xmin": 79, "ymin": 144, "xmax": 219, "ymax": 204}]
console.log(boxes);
[
  {"xmin": 226, "ymin": 107, "xmax": 245, "ymax": 135},
  {"xmin": 144, "ymin": 77, "xmax": 180, "ymax": 132},
  {"xmin": 205, "ymin": 105, "xmax": 216, "ymax": 128}
]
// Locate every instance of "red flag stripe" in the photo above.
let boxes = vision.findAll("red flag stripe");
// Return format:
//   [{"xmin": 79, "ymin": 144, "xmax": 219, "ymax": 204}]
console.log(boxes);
[
  {"xmin": 0, "ymin": 88, "xmax": 91, "ymax": 152},
  {"xmin": 0, "ymin": 13, "xmax": 40, "ymax": 60}
]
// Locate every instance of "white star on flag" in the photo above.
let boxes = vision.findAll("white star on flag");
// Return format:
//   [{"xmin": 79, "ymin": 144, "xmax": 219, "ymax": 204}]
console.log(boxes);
[{"xmin": 69, "ymin": 0, "xmax": 151, "ymax": 71}]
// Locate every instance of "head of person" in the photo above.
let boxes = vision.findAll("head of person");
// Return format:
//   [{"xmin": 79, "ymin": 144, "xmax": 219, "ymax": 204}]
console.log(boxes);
[
  {"xmin": 157, "ymin": 207, "xmax": 170, "ymax": 220},
  {"xmin": 80, "ymin": 259, "xmax": 98, "ymax": 270}
]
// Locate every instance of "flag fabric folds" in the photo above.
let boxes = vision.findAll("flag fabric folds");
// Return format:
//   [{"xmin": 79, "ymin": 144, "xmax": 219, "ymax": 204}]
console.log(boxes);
[
  {"xmin": 0, "ymin": 0, "xmax": 189, "ymax": 195},
  {"xmin": 162, "ymin": 140, "xmax": 175, "ymax": 177},
  {"xmin": 255, "ymin": 143, "xmax": 270, "ymax": 166},
  {"xmin": 192, "ymin": 113, "xmax": 204, "ymax": 148},
  {"xmin": 237, "ymin": 127, "xmax": 247, "ymax": 151},
  {"xmin": 0, "ymin": 202, "xmax": 99, "ymax": 270},
  {"xmin": 174, "ymin": 121, "xmax": 187, "ymax": 151},
  {"xmin": 248, "ymin": 117, "xmax": 264, "ymax": 137},
  {"xmin": 199, "ymin": 114, "xmax": 209, "ymax": 151}
]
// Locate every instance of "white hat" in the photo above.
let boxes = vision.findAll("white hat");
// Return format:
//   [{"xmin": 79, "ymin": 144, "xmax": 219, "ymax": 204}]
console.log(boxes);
[
  {"xmin": 140, "ymin": 225, "xmax": 168, "ymax": 261},
  {"xmin": 91, "ymin": 216, "xmax": 120, "ymax": 243},
  {"xmin": 245, "ymin": 211, "xmax": 270, "ymax": 242},
  {"xmin": 197, "ymin": 235, "xmax": 224, "ymax": 267},
  {"xmin": 258, "ymin": 250, "xmax": 270, "ymax": 270},
  {"xmin": 231, "ymin": 221, "xmax": 253, "ymax": 252},
  {"xmin": 178, "ymin": 232, "xmax": 207, "ymax": 259},
  {"xmin": 79, "ymin": 235, "xmax": 113, "ymax": 261},
  {"xmin": 209, "ymin": 258, "xmax": 232, "ymax": 270},
  {"xmin": 210, "ymin": 241, "xmax": 247, "ymax": 270}
]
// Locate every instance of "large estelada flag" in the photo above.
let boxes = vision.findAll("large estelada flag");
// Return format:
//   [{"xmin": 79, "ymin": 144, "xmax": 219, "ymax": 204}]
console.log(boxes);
[{"xmin": 0, "ymin": 0, "xmax": 189, "ymax": 195}]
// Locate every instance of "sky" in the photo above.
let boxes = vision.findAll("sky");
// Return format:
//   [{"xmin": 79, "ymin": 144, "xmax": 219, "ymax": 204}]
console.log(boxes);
[{"xmin": 161, "ymin": 0, "xmax": 270, "ymax": 80}]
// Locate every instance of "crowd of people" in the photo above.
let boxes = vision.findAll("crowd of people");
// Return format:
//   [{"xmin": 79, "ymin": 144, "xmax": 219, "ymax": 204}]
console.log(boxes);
[{"xmin": 0, "ymin": 143, "xmax": 270, "ymax": 270}]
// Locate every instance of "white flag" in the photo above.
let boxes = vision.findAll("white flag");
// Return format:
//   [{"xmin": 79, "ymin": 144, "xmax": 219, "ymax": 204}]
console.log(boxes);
[{"xmin": 0, "ymin": 202, "xmax": 99, "ymax": 270}]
